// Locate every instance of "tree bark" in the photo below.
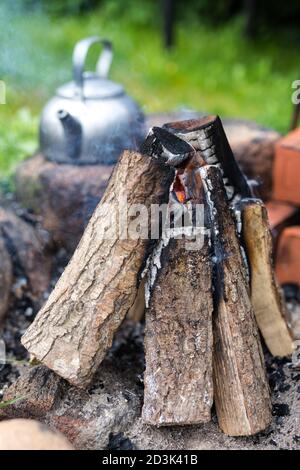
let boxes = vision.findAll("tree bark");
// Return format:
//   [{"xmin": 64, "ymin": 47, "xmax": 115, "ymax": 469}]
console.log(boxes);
[
  {"xmin": 142, "ymin": 152, "xmax": 214, "ymax": 426},
  {"xmin": 200, "ymin": 165, "xmax": 272, "ymax": 436},
  {"xmin": 241, "ymin": 199, "xmax": 294, "ymax": 356},
  {"xmin": 142, "ymin": 232, "xmax": 214, "ymax": 426},
  {"xmin": 21, "ymin": 150, "xmax": 174, "ymax": 388}
]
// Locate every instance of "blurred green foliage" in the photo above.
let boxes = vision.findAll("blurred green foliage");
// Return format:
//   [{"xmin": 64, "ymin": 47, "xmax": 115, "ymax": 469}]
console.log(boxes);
[{"xmin": 0, "ymin": 0, "xmax": 299, "ymax": 181}]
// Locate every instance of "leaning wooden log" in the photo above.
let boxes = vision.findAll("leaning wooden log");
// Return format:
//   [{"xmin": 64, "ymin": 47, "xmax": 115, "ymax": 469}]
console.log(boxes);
[
  {"xmin": 142, "ymin": 153, "xmax": 214, "ymax": 425},
  {"xmin": 200, "ymin": 165, "xmax": 272, "ymax": 436},
  {"xmin": 21, "ymin": 150, "xmax": 174, "ymax": 388},
  {"xmin": 241, "ymin": 199, "xmax": 294, "ymax": 356}
]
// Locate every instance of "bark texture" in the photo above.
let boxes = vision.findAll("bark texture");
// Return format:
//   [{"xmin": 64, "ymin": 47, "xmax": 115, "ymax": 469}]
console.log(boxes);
[
  {"xmin": 21, "ymin": 150, "xmax": 174, "ymax": 388},
  {"xmin": 200, "ymin": 166, "xmax": 272, "ymax": 436},
  {"xmin": 241, "ymin": 199, "xmax": 294, "ymax": 356},
  {"xmin": 142, "ymin": 234, "xmax": 214, "ymax": 426},
  {"xmin": 142, "ymin": 145, "xmax": 214, "ymax": 426}
]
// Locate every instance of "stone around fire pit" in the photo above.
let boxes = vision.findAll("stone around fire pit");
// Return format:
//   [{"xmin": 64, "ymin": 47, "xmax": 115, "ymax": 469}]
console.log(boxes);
[
  {"xmin": 15, "ymin": 154, "xmax": 113, "ymax": 253},
  {"xmin": 15, "ymin": 115, "xmax": 280, "ymax": 254},
  {"xmin": 0, "ymin": 208, "xmax": 52, "ymax": 307},
  {"xmin": 224, "ymin": 119, "xmax": 280, "ymax": 201},
  {"xmin": 0, "ymin": 236, "xmax": 13, "ymax": 323},
  {"xmin": 0, "ymin": 419, "xmax": 74, "ymax": 450}
]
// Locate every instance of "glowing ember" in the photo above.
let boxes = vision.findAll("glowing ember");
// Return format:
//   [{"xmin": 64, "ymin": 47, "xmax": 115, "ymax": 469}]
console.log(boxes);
[{"xmin": 173, "ymin": 175, "xmax": 186, "ymax": 203}]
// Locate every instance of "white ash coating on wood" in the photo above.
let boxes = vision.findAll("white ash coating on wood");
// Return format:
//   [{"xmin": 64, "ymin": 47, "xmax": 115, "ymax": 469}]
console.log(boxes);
[
  {"xmin": 200, "ymin": 165, "xmax": 272, "ymax": 436},
  {"xmin": 142, "ymin": 224, "xmax": 206, "ymax": 308},
  {"xmin": 142, "ymin": 231, "xmax": 214, "ymax": 426},
  {"xmin": 141, "ymin": 126, "xmax": 195, "ymax": 168},
  {"xmin": 21, "ymin": 150, "xmax": 174, "ymax": 388},
  {"xmin": 171, "ymin": 121, "xmax": 240, "ymax": 203}
]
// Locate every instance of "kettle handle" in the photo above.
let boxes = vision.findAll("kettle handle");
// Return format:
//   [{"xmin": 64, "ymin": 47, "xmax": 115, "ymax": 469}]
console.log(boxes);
[{"xmin": 73, "ymin": 36, "xmax": 113, "ymax": 91}]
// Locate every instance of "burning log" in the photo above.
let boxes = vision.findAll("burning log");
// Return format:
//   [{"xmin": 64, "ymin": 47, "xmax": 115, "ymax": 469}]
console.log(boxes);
[
  {"xmin": 142, "ymin": 231, "xmax": 214, "ymax": 426},
  {"xmin": 241, "ymin": 199, "xmax": 294, "ymax": 356},
  {"xmin": 164, "ymin": 115, "xmax": 252, "ymax": 202},
  {"xmin": 21, "ymin": 150, "xmax": 174, "ymax": 388},
  {"xmin": 142, "ymin": 148, "xmax": 214, "ymax": 425},
  {"xmin": 142, "ymin": 117, "xmax": 274, "ymax": 433},
  {"xmin": 201, "ymin": 165, "xmax": 272, "ymax": 436}
]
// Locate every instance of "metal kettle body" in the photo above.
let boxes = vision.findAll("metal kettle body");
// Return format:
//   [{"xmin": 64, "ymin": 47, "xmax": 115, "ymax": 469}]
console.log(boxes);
[{"xmin": 39, "ymin": 37, "xmax": 145, "ymax": 165}]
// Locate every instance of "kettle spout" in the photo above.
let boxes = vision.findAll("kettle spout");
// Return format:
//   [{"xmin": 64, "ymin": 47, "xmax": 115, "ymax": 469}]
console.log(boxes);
[{"xmin": 57, "ymin": 109, "xmax": 82, "ymax": 161}]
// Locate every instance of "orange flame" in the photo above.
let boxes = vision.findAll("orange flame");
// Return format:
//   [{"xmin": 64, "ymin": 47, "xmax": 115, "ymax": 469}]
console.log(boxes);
[
  {"xmin": 173, "ymin": 174, "xmax": 186, "ymax": 203},
  {"xmin": 175, "ymin": 190, "xmax": 186, "ymax": 203}
]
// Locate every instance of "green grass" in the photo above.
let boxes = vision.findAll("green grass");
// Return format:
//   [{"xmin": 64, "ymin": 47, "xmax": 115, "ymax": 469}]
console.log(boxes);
[
  {"xmin": 0, "ymin": 2, "xmax": 299, "ymax": 180},
  {"xmin": 0, "ymin": 396, "xmax": 24, "ymax": 409}
]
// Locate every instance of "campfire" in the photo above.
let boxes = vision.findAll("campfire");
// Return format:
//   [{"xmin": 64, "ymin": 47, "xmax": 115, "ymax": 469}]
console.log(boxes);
[{"xmin": 20, "ymin": 116, "xmax": 294, "ymax": 437}]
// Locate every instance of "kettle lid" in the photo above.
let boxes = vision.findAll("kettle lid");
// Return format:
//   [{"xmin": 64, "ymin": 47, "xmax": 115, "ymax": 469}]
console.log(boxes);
[
  {"xmin": 57, "ymin": 75, "xmax": 124, "ymax": 100},
  {"xmin": 57, "ymin": 36, "xmax": 124, "ymax": 100}
]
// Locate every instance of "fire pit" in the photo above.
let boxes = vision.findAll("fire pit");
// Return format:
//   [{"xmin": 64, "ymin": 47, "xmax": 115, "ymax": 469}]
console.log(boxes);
[{"xmin": 16, "ymin": 116, "xmax": 294, "ymax": 439}]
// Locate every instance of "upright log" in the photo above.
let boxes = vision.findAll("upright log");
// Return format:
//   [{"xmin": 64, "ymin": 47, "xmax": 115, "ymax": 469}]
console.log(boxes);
[
  {"xmin": 142, "ymin": 176, "xmax": 214, "ymax": 425},
  {"xmin": 241, "ymin": 199, "xmax": 294, "ymax": 356},
  {"xmin": 142, "ymin": 128, "xmax": 214, "ymax": 425},
  {"xmin": 142, "ymin": 231, "xmax": 214, "ymax": 426},
  {"xmin": 200, "ymin": 166, "xmax": 272, "ymax": 436},
  {"xmin": 21, "ymin": 150, "xmax": 174, "ymax": 388}
]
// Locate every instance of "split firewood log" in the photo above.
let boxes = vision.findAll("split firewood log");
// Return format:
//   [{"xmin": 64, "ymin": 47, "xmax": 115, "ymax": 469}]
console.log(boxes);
[
  {"xmin": 142, "ymin": 143, "xmax": 214, "ymax": 425},
  {"xmin": 21, "ymin": 150, "xmax": 174, "ymax": 388},
  {"xmin": 200, "ymin": 165, "xmax": 272, "ymax": 436},
  {"xmin": 142, "ymin": 230, "xmax": 214, "ymax": 426},
  {"xmin": 241, "ymin": 199, "xmax": 294, "ymax": 356}
]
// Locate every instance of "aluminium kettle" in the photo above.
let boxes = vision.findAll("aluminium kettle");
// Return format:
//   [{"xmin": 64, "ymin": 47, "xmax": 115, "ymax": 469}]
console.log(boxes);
[{"xmin": 39, "ymin": 36, "xmax": 145, "ymax": 165}]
